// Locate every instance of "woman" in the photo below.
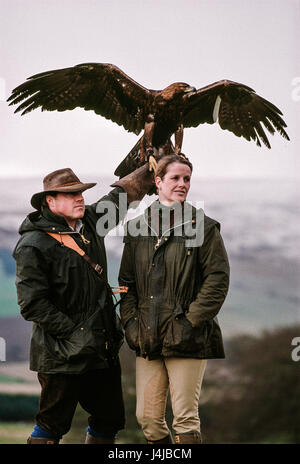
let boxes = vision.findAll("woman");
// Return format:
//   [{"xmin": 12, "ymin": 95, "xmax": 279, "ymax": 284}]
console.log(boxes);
[{"xmin": 119, "ymin": 154, "xmax": 230, "ymax": 444}]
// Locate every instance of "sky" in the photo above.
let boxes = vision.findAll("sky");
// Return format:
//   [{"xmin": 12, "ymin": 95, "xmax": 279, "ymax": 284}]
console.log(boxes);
[{"xmin": 0, "ymin": 0, "xmax": 299, "ymax": 180}]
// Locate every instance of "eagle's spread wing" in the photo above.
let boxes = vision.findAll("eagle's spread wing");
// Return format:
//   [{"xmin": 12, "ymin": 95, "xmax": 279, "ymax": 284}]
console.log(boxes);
[
  {"xmin": 7, "ymin": 63, "xmax": 153, "ymax": 135},
  {"xmin": 182, "ymin": 80, "xmax": 289, "ymax": 148}
]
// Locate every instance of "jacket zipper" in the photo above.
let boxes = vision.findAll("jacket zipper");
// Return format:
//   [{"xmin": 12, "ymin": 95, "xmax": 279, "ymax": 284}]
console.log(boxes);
[{"xmin": 143, "ymin": 213, "xmax": 192, "ymax": 250}]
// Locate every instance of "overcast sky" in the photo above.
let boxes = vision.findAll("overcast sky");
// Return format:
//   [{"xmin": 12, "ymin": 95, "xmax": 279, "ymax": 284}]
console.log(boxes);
[{"xmin": 1, "ymin": 0, "xmax": 299, "ymax": 180}]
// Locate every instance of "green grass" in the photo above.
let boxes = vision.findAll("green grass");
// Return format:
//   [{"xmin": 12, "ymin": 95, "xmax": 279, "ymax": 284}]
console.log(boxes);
[
  {"xmin": 0, "ymin": 374, "xmax": 25, "ymax": 383},
  {"xmin": 0, "ymin": 405, "xmax": 145, "ymax": 444},
  {"xmin": 0, "ymin": 418, "xmax": 292, "ymax": 444},
  {"xmin": 0, "ymin": 422, "xmax": 33, "ymax": 444}
]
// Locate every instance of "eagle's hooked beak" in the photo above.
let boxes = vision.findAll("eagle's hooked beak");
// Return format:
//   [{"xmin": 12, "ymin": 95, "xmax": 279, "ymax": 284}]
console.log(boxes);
[{"xmin": 185, "ymin": 85, "xmax": 196, "ymax": 93}]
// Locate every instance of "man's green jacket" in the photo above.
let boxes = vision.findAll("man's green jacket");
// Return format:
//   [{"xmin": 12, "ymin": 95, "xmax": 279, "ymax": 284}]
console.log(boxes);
[{"xmin": 13, "ymin": 188, "xmax": 124, "ymax": 374}]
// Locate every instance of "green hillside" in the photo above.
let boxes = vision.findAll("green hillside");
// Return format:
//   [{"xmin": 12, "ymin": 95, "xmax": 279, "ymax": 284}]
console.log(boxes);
[{"xmin": 0, "ymin": 264, "xmax": 19, "ymax": 318}]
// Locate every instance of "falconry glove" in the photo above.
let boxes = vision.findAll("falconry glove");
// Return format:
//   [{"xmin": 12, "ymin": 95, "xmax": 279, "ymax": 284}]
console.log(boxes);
[{"xmin": 111, "ymin": 163, "xmax": 155, "ymax": 204}]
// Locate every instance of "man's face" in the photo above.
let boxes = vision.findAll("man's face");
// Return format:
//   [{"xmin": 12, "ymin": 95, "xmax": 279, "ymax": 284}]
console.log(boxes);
[{"xmin": 46, "ymin": 192, "xmax": 85, "ymax": 222}]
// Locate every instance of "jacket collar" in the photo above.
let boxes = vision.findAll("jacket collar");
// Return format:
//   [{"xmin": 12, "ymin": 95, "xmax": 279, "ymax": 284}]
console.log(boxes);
[
  {"xmin": 42, "ymin": 208, "xmax": 83, "ymax": 232},
  {"xmin": 42, "ymin": 207, "xmax": 70, "ymax": 228},
  {"xmin": 143, "ymin": 200, "xmax": 197, "ymax": 239}
]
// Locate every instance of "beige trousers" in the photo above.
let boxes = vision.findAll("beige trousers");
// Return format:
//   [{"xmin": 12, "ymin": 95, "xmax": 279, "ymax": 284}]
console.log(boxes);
[{"xmin": 136, "ymin": 357, "xmax": 207, "ymax": 441}]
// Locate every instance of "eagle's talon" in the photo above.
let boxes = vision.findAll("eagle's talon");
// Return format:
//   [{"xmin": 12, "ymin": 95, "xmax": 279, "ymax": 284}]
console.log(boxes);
[
  {"xmin": 148, "ymin": 155, "xmax": 157, "ymax": 172},
  {"xmin": 146, "ymin": 147, "xmax": 154, "ymax": 157},
  {"xmin": 179, "ymin": 153, "xmax": 188, "ymax": 160}
]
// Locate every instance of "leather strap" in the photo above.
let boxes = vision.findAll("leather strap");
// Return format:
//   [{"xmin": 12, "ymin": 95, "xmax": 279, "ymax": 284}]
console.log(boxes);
[
  {"xmin": 47, "ymin": 232, "xmax": 85, "ymax": 256},
  {"xmin": 46, "ymin": 232, "xmax": 127, "ymax": 296},
  {"xmin": 47, "ymin": 232, "xmax": 104, "ymax": 274}
]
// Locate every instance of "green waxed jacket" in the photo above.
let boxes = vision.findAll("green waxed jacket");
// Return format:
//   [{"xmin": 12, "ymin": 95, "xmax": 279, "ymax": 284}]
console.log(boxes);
[
  {"xmin": 119, "ymin": 201, "xmax": 230, "ymax": 360},
  {"xmin": 13, "ymin": 188, "xmax": 124, "ymax": 374}
]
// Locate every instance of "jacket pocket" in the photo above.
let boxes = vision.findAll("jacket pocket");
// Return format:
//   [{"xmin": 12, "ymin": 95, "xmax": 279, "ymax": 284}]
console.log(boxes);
[
  {"xmin": 44, "ymin": 332, "xmax": 67, "ymax": 363},
  {"xmin": 124, "ymin": 316, "xmax": 139, "ymax": 351},
  {"xmin": 46, "ymin": 310, "xmax": 107, "ymax": 363},
  {"xmin": 163, "ymin": 315, "xmax": 207, "ymax": 354},
  {"xmin": 58, "ymin": 327, "xmax": 103, "ymax": 362}
]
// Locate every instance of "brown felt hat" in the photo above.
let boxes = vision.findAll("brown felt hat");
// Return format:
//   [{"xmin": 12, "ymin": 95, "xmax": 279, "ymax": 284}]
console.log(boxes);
[{"xmin": 31, "ymin": 168, "xmax": 96, "ymax": 210}]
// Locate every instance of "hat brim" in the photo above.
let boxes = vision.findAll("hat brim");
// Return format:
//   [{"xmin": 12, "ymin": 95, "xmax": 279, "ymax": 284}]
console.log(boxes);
[{"xmin": 31, "ymin": 182, "xmax": 96, "ymax": 210}]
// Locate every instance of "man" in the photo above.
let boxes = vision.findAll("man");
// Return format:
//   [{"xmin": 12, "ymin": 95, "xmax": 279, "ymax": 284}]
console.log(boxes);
[{"xmin": 13, "ymin": 165, "xmax": 154, "ymax": 444}]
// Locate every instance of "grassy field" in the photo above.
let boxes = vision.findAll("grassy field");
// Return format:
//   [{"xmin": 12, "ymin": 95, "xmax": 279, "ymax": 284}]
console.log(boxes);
[
  {"xmin": 0, "ymin": 325, "xmax": 299, "ymax": 445},
  {"xmin": 0, "ymin": 422, "xmax": 33, "ymax": 444},
  {"xmin": 0, "ymin": 358, "xmax": 145, "ymax": 444},
  {"xmin": 0, "ymin": 405, "xmax": 145, "ymax": 444}
]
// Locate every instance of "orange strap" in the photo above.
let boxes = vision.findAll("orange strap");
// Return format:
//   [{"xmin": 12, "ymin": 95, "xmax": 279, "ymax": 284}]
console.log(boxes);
[
  {"xmin": 111, "ymin": 286, "xmax": 129, "ymax": 294},
  {"xmin": 47, "ymin": 232, "xmax": 85, "ymax": 256},
  {"xmin": 46, "ymin": 232, "xmax": 127, "ymax": 295}
]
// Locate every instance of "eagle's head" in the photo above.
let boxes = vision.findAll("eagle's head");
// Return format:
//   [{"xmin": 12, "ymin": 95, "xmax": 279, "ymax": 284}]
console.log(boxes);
[{"xmin": 160, "ymin": 82, "xmax": 196, "ymax": 101}]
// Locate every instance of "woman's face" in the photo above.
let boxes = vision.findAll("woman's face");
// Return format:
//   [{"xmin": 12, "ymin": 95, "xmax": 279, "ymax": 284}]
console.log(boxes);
[{"xmin": 155, "ymin": 162, "xmax": 191, "ymax": 205}]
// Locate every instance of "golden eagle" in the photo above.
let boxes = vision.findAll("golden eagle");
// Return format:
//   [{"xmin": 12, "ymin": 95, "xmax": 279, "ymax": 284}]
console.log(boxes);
[{"xmin": 7, "ymin": 62, "xmax": 289, "ymax": 174}]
